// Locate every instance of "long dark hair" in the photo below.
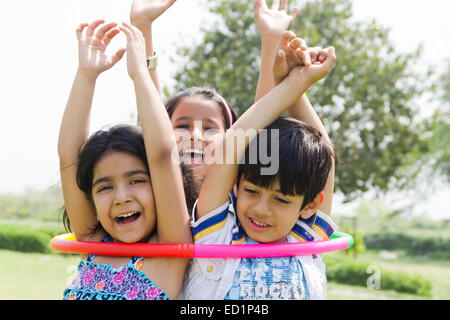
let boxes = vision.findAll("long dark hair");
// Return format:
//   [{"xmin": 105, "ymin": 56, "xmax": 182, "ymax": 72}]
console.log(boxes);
[{"xmin": 62, "ymin": 124, "xmax": 197, "ymax": 233}]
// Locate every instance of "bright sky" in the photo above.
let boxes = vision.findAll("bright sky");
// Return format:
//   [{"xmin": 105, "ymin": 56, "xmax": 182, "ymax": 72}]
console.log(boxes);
[{"xmin": 0, "ymin": 0, "xmax": 449, "ymax": 219}]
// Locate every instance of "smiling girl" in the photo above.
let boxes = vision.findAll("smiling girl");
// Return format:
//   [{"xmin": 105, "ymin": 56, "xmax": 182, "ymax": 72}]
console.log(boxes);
[{"xmin": 59, "ymin": 20, "xmax": 192, "ymax": 300}]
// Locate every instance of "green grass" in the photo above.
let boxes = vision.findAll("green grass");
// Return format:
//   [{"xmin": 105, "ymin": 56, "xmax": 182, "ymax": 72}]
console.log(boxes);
[
  {"xmin": 0, "ymin": 250, "xmax": 79, "ymax": 299},
  {"xmin": 1, "ymin": 248, "xmax": 449, "ymax": 300},
  {"xmin": 324, "ymin": 250, "xmax": 450, "ymax": 299},
  {"xmin": 326, "ymin": 282, "xmax": 429, "ymax": 300}
]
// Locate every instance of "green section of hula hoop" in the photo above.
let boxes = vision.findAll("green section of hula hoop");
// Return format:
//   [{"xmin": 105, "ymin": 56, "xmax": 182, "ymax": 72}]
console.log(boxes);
[{"xmin": 330, "ymin": 231, "xmax": 354, "ymax": 249}]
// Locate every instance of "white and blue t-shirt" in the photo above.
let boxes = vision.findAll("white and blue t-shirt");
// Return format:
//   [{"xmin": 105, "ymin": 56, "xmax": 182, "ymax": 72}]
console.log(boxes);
[{"xmin": 224, "ymin": 238, "xmax": 309, "ymax": 300}]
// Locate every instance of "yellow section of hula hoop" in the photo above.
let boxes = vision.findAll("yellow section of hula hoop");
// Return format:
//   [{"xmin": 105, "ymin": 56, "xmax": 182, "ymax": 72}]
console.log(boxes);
[{"xmin": 50, "ymin": 233, "xmax": 77, "ymax": 249}]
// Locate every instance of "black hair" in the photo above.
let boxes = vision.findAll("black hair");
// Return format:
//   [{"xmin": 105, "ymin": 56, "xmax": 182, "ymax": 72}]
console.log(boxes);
[
  {"xmin": 62, "ymin": 124, "xmax": 198, "ymax": 234},
  {"xmin": 237, "ymin": 117, "xmax": 336, "ymax": 210},
  {"xmin": 165, "ymin": 86, "xmax": 238, "ymax": 129}
]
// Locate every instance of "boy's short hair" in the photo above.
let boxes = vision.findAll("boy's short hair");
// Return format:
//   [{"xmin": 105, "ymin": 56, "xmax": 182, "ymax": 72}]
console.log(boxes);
[{"xmin": 237, "ymin": 117, "xmax": 336, "ymax": 210}]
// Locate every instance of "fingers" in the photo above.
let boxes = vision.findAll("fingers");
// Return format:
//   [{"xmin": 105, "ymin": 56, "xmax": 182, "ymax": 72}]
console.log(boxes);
[
  {"xmin": 119, "ymin": 21, "xmax": 142, "ymax": 39},
  {"xmin": 95, "ymin": 22, "xmax": 118, "ymax": 40},
  {"xmin": 289, "ymin": 37, "xmax": 307, "ymax": 50},
  {"xmin": 271, "ymin": 0, "xmax": 280, "ymax": 10},
  {"xmin": 308, "ymin": 47, "xmax": 320, "ymax": 65},
  {"xmin": 280, "ymin": 0, "xmax": 288, "ymax": 11},
  {"xmin": 322, "ymin": 47, "xmax": 336, "ymax": 71},
  {"xmin": 279, "ymin": 30, "xmax": 296, "ymax": 46},
  {"xmin": 77, "ymin": 20, "xmax": 121, "ymax": 46},
  {"xmin": 103, "ymin": 28, "xmax": 121, "ymax": 46},
  {"xmin": 86, "ymin": 19, "xmax": 105, "ymax": 37},
  {"xmin": 308, "ymin": 47, "xmax": 336, "ymax": 78},
  {"xmin": 288, "ymin": 37, "xmax": 309, "ymax": 66},
  {"xmin": 274, "ymin": 48, "xmax": 286, "ymax": 66},
  {"xmin": 290, "ymin": 6, "xmax": 299, "ymax": 19},
  {"xmin": 297, "ymin": 48, "xmax": 312, "ymax": 67},
  {"xmin": 317, "ymin": 48, "xmax": 329, "ymax": 63},
  {"xmin": 254, "ymin": 0, "xmax": 267, "ymax": 11},
  {"xmin": 76, "ymin": 23, "xmax": 89, "ymax": 40},
  {"xmin": 109, "ymin": 47, "xmax": 126, "ymax": 66}
]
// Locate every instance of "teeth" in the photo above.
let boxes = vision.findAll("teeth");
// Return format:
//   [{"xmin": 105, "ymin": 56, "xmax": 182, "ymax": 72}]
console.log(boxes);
[
  {"xmin": 118, "ymin": 211, "xmax": 138, "ymax": 218},
  {"xmin": 183, "ymin": 149, "xmax": 204, "ymax": 157},
  {"xmin": 250, "ymin": 217, "xmax": 269, "ymax": 227}
]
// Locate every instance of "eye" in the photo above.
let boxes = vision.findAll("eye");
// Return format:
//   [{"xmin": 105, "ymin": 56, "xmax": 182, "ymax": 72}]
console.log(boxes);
[
  {"xmin": 275, "ymin": 196, "xmax": 291, "ymax": 204},
  {"xmin": 130, "ymin": 178, "xmax": 146, "ymax": 185},
  {"xmin": 244, "ymin": 187, "xmax": 258, "ymax": 195},
  {"xmin": 174, "ymin": 124, "xmax": 190, "ymax": 130},
  {"xmin": 96, "ymin": 185, "xmax": 112, "ymax": 193},
  {"xmin": 203, "ymin": 128, "xmax": 220, "ymax": 141}
]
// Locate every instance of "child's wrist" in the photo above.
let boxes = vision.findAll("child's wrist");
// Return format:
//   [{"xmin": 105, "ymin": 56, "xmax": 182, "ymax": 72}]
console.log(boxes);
[
  {"xmin": 284, "ymin": 72, "xmax": 309, "ymax": 95},
  {"xmin": 131, "ymin": 68, "xmax": 150, "ymax": 82},
  {"xmin": 76, "ymin": 68, "xmax": 100, "ymax": 82},
  {"xmin": 260, "ymin": 33, "xmax": 281, "ymax": 47},
  {"xmin": 130, "ymin": 16, "xmax": 153, "ymax": 31}
]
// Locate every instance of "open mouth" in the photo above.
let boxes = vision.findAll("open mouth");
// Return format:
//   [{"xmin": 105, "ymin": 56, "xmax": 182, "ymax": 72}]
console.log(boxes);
[
  {"xmin": 248, "ymin": 217, "xmax": 271, "ymax": 230},
  {"xmin": 181, "ymin": 149, "xmax": 204, "ymax": 166},
  {"xmin": 115, "ymin": 211, "xmax": 142, "ymax": 225}
]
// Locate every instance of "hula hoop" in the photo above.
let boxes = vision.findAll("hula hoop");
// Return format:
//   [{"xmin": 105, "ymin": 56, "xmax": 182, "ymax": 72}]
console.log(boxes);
[{"xmin": 50, "ymin": 231, "xmax": 353, "ymax": 258}]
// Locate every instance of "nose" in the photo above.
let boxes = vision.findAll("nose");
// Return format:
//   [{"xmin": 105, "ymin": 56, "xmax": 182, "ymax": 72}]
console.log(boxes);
[
  {"xmin": 252, "ymin": 196, "xmax": 271, "ymax": 219},
  {"xmin": 113, "ymin": 184, "xmax": 132, "ymax": 206},
  {"xmin": 191, "ymin": 121, "xmax": 203, "ymax": 142}
]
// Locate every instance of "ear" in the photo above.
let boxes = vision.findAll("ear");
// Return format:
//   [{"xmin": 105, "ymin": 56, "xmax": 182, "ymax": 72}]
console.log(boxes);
[{"xmin": 299, "ymin": 192, "xmax": 324, "ymax": 219}]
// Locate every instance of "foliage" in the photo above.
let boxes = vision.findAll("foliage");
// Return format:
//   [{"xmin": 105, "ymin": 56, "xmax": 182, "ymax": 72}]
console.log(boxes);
[
  {"xmin": 0, "ymin": 224, "xmax": 52, "ymax": 253},
  {"xmin": 364, "ymin": 232, "xmax": 450, "ymax": 260},
  {"xmin": 422, "ymin": 58, "xmax": 450, "ymax": 182},
  {"xmin": 0, "ymin": 186, "xmax": 64, "ymax": 222},
  {"xmin": 341, "ymin": 225, "xmax": 365, "ymax": 257},
  {"xmin": 324, "ymin": 256, "xmax": 432, "ymax": 296},
  {"xmin": 170, "ymin": 0, "xmax": 433, "ymax": 200}
]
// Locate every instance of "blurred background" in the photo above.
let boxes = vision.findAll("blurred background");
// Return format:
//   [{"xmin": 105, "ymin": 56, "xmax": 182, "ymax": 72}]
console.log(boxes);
[{"xmin": 0, "ymin": 0, "xmax": 449, "ymax": 299}]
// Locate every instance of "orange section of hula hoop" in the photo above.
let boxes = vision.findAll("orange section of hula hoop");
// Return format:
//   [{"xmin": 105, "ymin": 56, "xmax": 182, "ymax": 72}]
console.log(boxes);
[{"xmin": 50, "ymin": 233, "xmax": 195, "ymax": 258}]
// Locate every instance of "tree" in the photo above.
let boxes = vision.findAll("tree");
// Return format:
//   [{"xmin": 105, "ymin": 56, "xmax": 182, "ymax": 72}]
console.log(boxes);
[
  {"xmin": 418, "ymin": 59, "xmax": 450, "ymax": 182},
  {"xmin": 169, "ymin": 0, "xmax": 432, "ymax": 200}
]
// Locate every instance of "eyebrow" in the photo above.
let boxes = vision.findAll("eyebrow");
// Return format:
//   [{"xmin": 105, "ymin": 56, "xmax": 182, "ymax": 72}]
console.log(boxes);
[
  {"xmin": 173, "ymin": 116, "xmax": 222, "ymax": 126},
  {"xmin": 92, "ymin": 169, "xmax": 150, "ymax": 188}
]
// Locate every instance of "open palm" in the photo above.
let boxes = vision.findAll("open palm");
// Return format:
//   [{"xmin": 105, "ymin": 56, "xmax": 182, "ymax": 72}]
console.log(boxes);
[
  {"xmin": 130, "ymin": 0, "xmax": 177, "ymax": 25},
  {"xmin": 254, "ymin": 0, "xmax": 298, "ymax": 38},
  {"xmin": 77, "ymin": 20, "xmax": 125, "ymax": 76}
]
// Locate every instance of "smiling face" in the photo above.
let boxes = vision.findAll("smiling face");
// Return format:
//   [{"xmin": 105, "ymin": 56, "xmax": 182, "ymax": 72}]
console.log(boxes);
[
  {"xmin": 236, "ymin": 178, "xmax": 306, "ymax": 244},
  {"xmin": 170, "ymin": 95, "xmax": 227, "ymax": 178},
  {"xmin": 91, "ymin": 151, "xmax": 156, "ymax": 243}
]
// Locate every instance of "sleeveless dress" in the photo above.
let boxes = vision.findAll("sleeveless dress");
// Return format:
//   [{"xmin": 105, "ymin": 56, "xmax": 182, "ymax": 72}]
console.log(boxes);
[{"xmin": 63, "ymin": 237, "xmax": 170, "ymax": 300}]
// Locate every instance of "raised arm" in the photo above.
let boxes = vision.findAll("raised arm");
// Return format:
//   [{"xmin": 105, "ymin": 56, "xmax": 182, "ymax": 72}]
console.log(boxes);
[
  {"xmin": 254, "ymin": 0, "xmax": 298, "ymax": 102},
  {"xmin": 58, "ymin": 20, "xmax": 125, "ymax": 240},
  {"xmin": 119, "ymin": 22, "xmax": 192, "ymax": 245},
  {"xmin": 130, "ymin": 0, "xmax": 178, "ymax": 94},
  {"xmin": 196, "ymin": 47, "xmax": 336, "ymax": 219},
  {"xmin": 273, "ymin": 34, "xmax": 336, "ymax": 215}
]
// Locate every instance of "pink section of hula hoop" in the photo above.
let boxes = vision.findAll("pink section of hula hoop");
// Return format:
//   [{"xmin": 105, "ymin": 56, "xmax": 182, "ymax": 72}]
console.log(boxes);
[
  {"xmin": 51, "ymin": 233, "xmax": 350, "ymax": 258},
  {"xmin": 194, "ymin": 237, "xmax": 349, "ymax": 258}
]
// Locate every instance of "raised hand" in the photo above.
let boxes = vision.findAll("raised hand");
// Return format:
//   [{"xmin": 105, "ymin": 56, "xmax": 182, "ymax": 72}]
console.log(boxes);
[
  {"xmin": 130, "ymin": 0, "xmax": 177, "ymax": 27},
  {"xmin": 285, "ymin": 45, "xmax": 336, "ymax": 89},
  {"xmin": 76, "ymin": 20, "xmax": 125, "ymax": 78},
  {"xmin": 119, "ymin": 22, "xmax": 148, "ymax": 80},
  {"xmin": 254, "ymin": 0, "xmax": 299, "ymax": 40},
  {"xmin": 273, "ymin": 31, "xmax": 335, "ymax": 85}
]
